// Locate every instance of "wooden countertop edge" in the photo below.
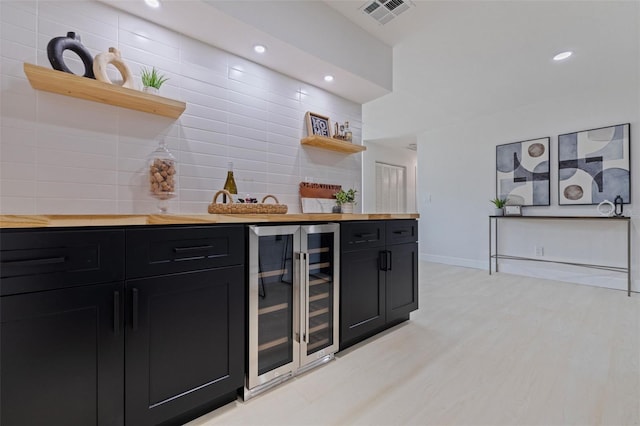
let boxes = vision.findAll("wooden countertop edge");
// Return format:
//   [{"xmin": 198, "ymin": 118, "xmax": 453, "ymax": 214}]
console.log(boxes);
[{"xmin": 0, "ymin": 213, "xmax": 420, "ymax": 228}]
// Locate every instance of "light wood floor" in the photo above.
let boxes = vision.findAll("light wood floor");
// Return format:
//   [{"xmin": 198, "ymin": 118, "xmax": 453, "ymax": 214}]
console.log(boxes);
[{"xmin": 188, "ymin": 262, "xmax": 640, "ymax": 426}]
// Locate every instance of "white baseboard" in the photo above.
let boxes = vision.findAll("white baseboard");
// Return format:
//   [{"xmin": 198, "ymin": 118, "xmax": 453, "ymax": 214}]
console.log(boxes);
[
  {"xmin": 420, "ymin": 253, "xmax": 486, "ymax": 270},
  {"xmin": 420, "ymin": 252, "xmax": 638, "ymax": 293}
]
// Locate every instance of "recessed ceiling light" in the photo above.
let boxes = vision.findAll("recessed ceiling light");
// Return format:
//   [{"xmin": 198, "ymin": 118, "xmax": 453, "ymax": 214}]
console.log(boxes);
[
  {"xmin": 253, "ymin": 44, "xmax": 266, "ymax": 54},
  {"xmin": 324, "ymin": 75, "xmax": 334, "ymax": 82},
  {"xmin": 553, "ymin": 51, "xmax": 573, "ymax": 61},
  {"xmin": 144, "ymin": 0, "xmax": 160, "ymax": 8}
]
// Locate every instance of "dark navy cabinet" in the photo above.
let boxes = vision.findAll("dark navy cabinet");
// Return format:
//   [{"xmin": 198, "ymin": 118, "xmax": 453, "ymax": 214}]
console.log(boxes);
[
  {"xmin": 340, "ymin": 220, "xmax": 418, "ymax": 349},
  {"xmin": 124, "ymin": 226, "xmax": 245, "ymax": 426},
  {"xmin": 0, "ymin": 225, "xmax": 245, "ymax": 426},
  {"xmin": 0, "ymin": 229, "xmax": 125, "ymax": 426}
]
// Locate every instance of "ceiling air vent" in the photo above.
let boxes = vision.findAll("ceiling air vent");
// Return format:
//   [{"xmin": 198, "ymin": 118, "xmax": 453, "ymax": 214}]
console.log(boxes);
[{"xmin": 361, "ymin": 0, "xmax": 413, "ymax": 25}]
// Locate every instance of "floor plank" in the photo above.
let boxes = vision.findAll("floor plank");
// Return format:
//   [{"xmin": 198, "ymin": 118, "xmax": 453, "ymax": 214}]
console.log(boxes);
[{"xmin": 187, "ymin": 262, "xmax": 640, "ymax": 426}]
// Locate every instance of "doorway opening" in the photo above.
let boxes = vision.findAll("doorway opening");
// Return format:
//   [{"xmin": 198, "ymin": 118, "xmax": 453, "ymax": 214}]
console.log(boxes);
[{"xmin": 375, "ymin": 162, "xmax": 406, "ymax": 213}]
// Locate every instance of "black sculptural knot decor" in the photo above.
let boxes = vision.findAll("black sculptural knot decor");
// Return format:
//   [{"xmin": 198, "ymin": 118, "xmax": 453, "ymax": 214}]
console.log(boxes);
[{"xmin": 47, "ymin": 32, "xmax": 95, "ymax": 79}]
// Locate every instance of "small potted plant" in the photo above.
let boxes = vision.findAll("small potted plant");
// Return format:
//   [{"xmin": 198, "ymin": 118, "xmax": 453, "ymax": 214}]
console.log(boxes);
[
  {"xmin": 334, "ymin": 188, "xmax": 357, "ymax": 214},
  {"xmin": 140, "ymin": 66, "xmax": 168, "ymax": 95},
  {"xmin": 490, "ymin": 197, "xmax": 508, "ymax": 216}
]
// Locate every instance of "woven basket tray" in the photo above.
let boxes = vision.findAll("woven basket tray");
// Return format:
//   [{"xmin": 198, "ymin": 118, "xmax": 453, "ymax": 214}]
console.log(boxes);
[{"xmin": 208, "ymin": 190, "xmax": 288, "ymax": 214}]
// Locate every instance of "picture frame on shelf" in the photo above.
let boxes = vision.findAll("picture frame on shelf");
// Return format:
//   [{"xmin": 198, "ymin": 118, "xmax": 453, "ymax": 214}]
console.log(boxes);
[
  {"xmin": 305, "ymin": 111, "xmax": 332, "ymax": 138},
  {"xmin": 558, "ymin": 123, "xmax": 630, "ymax": 205},
  {"xmin": 496, "ymin": 137, "xmax": 550, "ymax": 206},
  {"xmin": 504, "ymin": 205, "xmax": 522, "ymax": 216}
]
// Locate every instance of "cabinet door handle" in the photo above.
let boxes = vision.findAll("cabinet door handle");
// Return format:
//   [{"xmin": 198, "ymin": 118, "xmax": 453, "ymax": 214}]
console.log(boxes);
[
  {"xmin": 393, "ymin": 230, "xmax": 409, "ymax": 235},
  {"xmin": 2, "ymin": 256, "xmax": 66, "ymax": 266},
  {"xmin": 355, "ymin": 232, "xmax": 376, "ymax": 239},
  {"xmin": 173, "ymin": 245, "xmax": 213, "ymax": 253},
  {"xmin": 379, "ymin": 251, "xmax": 387, "ymax": 271},
  {"xmin": 113, "ymin": 290, "xmax": 120, "ymax": 336},
  {"xmin": 387, "ymin": 250, "xmax": 392, "ymax": 271},
  {"xmin": 132, "ymin": 288, "xmax": 139, "ymax": 331}
]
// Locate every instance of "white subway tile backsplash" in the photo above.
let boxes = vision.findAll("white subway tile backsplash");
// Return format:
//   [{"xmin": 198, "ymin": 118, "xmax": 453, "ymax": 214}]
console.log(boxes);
[
  {"xmin": 118, "ymin": 13, "xmax": 181, "ymax": 49},
  {"xmin": 179, "ymin": 163, "xmax": 226, "ymax": 180},
  {"xmin": 1, "ymin": 178, "xmax": 35, "ymax": 197},
  {"xmin": 228, "ymin": 145, "xmax": 267, "ymax": 162},
  {"xmin": 1, "ymin": 1, "xmax": 36, "ymax": 15},
  {"xmin": 1, "ymin": 21, "xmax": 36, "ymax": 50},
  {"xmin": 35, "ymin": 180, "xmax": 116, "ymax": 200},
  {"xmin": 36, "ymin": 19, "xmax": 115, "ymax": 55},
  {"xmin": 119, "ymin": 29, "xmax": 180, "ymax": 59},
  {"xmin": 228, "ymin": 124, "xmax": 266, "ymax": 143},
  {"xmin": 227, "ymin": 90, "xmax": 268, "ymax": 112},
  {"xmin": 0, "ymin": 93, "xmax": 36, "ymax": 130},
  {"xmin": 228, "ymin": 112, "xmax": 266, "ymax": 132},
  {"xmin": 227, "ymin": 102, "xmax": 268, "ymax": 122},
  {"xmin": 184, "ymin": 103, "xmax": 228, "ymax": 124},
  {"xmin": 0, "ymin": 196, "xmax": 36, "ymax": 214},
  {"xmin": 36, "ymin": 198, "xmax": 117, "ymax": 214},
  {"xmin": 1, "ymin": 161, "xmax": 35, "ymax": 181},
  {"xmin": 2, "ymin": 56, "xmax": 32, "ymax": 80},
  {"xmin": 181, "ymin": 66, "xmax": 229, "ymax": 91},
  {"xmin": 1, "ymin": 142, "xmax": 36, "ymax": 163},
  {"xmin": 37, "ymin": 147, "xmax": 117, "ymax": 172},
  {"xmin": 180, "ymin": 128, "xmax": 227, "ymax": 147},
  {"xmin": 0, "ymin": 0, "xmax": 361, "ymax": 215},
  {"xmin": 180, "ymin": 38, "xmax": 228, "ymax": 76},
  {"xmin": 268, "ymin": 122, "xmax": 301, "ymax": 139},
  {"xmin": 181, "ymin": 115, "xmax": 228, "ymax": 135},
  {"xmin": 0, "ymin": 3, "xmax": 36, "ymax": 34}
]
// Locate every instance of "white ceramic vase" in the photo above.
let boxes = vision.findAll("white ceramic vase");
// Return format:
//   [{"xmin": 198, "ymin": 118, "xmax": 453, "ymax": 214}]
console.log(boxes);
[
  {"xmin": 143, "ymin": 86, "xmax": 159, "ymax": 95},
  {"xmin": 494, "ymin": 207, "xmax": 504, "ymax": 216},
  {"xmin": 341, "ymin": 202, "xmax": 354, "ymax": 214}
]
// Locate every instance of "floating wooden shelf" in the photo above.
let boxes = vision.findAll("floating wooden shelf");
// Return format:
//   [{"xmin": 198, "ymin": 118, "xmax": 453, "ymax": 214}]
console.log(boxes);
[
  {"xmin": 301, "ymin": 135, "xmax": 366, "ymax": 154},
  {"xmin": 23, "ymin": 63, "xmax": 186, "ymax": 119}
]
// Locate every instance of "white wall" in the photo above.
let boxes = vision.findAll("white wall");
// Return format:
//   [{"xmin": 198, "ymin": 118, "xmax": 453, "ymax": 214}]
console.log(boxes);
[
  {"xmin": 362, "ymin": 141, "xmax": 416, "ymax": 213},
  {"xmin": 418, "ymin": 86, "xmax": 639, "ymax": 292},
  {"xmin": 208, "ymin": 0, "xmax": 392, "ymax": 93},
  {"xmin": 0, "ymin": 1, "xmax": 362, "ymax": 215}
]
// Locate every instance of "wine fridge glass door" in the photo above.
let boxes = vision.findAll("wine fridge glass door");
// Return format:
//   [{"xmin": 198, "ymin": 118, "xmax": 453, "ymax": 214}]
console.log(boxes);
[
  {"xmin": 300, "ymin": 224, "xmax": 340, "ymax": 367},
  {"xmin": 248, "ymin": 225, "xmax": 300, "ymax": 390}
]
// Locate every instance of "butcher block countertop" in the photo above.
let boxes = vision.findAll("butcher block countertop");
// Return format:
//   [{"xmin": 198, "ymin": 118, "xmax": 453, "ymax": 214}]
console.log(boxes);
[{"xmin": 0, "ymin": 213, "xmax": 419, "ymax": 229}]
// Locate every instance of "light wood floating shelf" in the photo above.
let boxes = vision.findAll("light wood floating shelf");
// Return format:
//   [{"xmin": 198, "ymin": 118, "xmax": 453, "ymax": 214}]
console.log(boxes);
[
  {"xmin": 301, "ymin": 135, "xmax": 366, "ymax": 154},
  {"xmin": 23, "ymin": 63, "xmax": 186, "ymax": 119}
]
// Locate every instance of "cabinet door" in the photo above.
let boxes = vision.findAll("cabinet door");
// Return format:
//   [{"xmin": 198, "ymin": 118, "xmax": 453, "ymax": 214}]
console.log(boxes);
[
  {"xmin": 1, "ymin": 283, "xmax": 124, "ymax": 426},
  {"xmin": 340, "ymin": 248, "xmax": 386, "ymax": 348},
  {"xmin": 125, "ymin": 266, "xmax": 244, "ymax": 426},
  {"xmin": 386, "ymin": 242, "xmax": 419, "ymax": 323}
]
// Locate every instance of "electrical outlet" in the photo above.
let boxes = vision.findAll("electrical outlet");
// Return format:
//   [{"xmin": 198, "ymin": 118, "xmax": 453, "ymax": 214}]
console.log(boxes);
[{"xmin": 535, "ymin": 246, "xmax": 544, "ymax": 256}]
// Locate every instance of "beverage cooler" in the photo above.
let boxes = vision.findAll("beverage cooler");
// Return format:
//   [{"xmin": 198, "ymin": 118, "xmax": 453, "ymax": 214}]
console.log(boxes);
[{"xmin": 245, "ymin": 223, "xmax": 339, "ymax": 399}]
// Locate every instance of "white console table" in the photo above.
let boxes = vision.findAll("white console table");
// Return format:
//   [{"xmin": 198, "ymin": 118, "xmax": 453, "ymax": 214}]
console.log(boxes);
[{"xmin": 489, "ymin": 216, "xmax": 632, "ymax": 296}]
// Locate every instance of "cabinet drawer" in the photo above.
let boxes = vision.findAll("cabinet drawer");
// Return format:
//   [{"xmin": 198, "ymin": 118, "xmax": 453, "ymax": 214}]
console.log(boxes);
[
  {"xmin": 0, "ymin": 229, "xmax": 124, "ymax": 296},
  {"xmin": 341, "ymin": 221, "xmax": 385, "ymax": 251},
  {"xmin": 126, "ymin": 225, "xmax": 244, "ymax": 278},
  {"xmin": 386, "ymin": 220, "xmax": 418, "ymax": 245}
]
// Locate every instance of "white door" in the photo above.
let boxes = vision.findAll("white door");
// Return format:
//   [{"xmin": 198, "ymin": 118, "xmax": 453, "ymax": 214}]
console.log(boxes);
[{"xmin": 376, "ymin": 162, "xmax": 406, "ymax": 213}]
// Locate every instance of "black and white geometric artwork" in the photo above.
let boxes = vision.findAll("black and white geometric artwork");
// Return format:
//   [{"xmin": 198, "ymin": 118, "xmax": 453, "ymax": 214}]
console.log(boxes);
[
  {"xmin": 496, "ymin": 137, "xmax": 550, "ymax": 206},
  {"xmin": 558, "ymin": 123, "xmax": 630, "ymax": 205}
]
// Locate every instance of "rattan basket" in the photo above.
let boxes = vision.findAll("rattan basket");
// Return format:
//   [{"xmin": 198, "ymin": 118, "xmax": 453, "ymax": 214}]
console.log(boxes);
[{"xmin": 208, "ymin": 190, "xmax": 288, "ymax": 214}]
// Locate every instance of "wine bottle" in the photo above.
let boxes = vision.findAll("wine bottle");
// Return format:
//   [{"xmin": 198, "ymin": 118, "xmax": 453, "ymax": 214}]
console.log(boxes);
[{"xmin": 223, "ymin": 162, "xmax": 238, "ymax": 202}]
